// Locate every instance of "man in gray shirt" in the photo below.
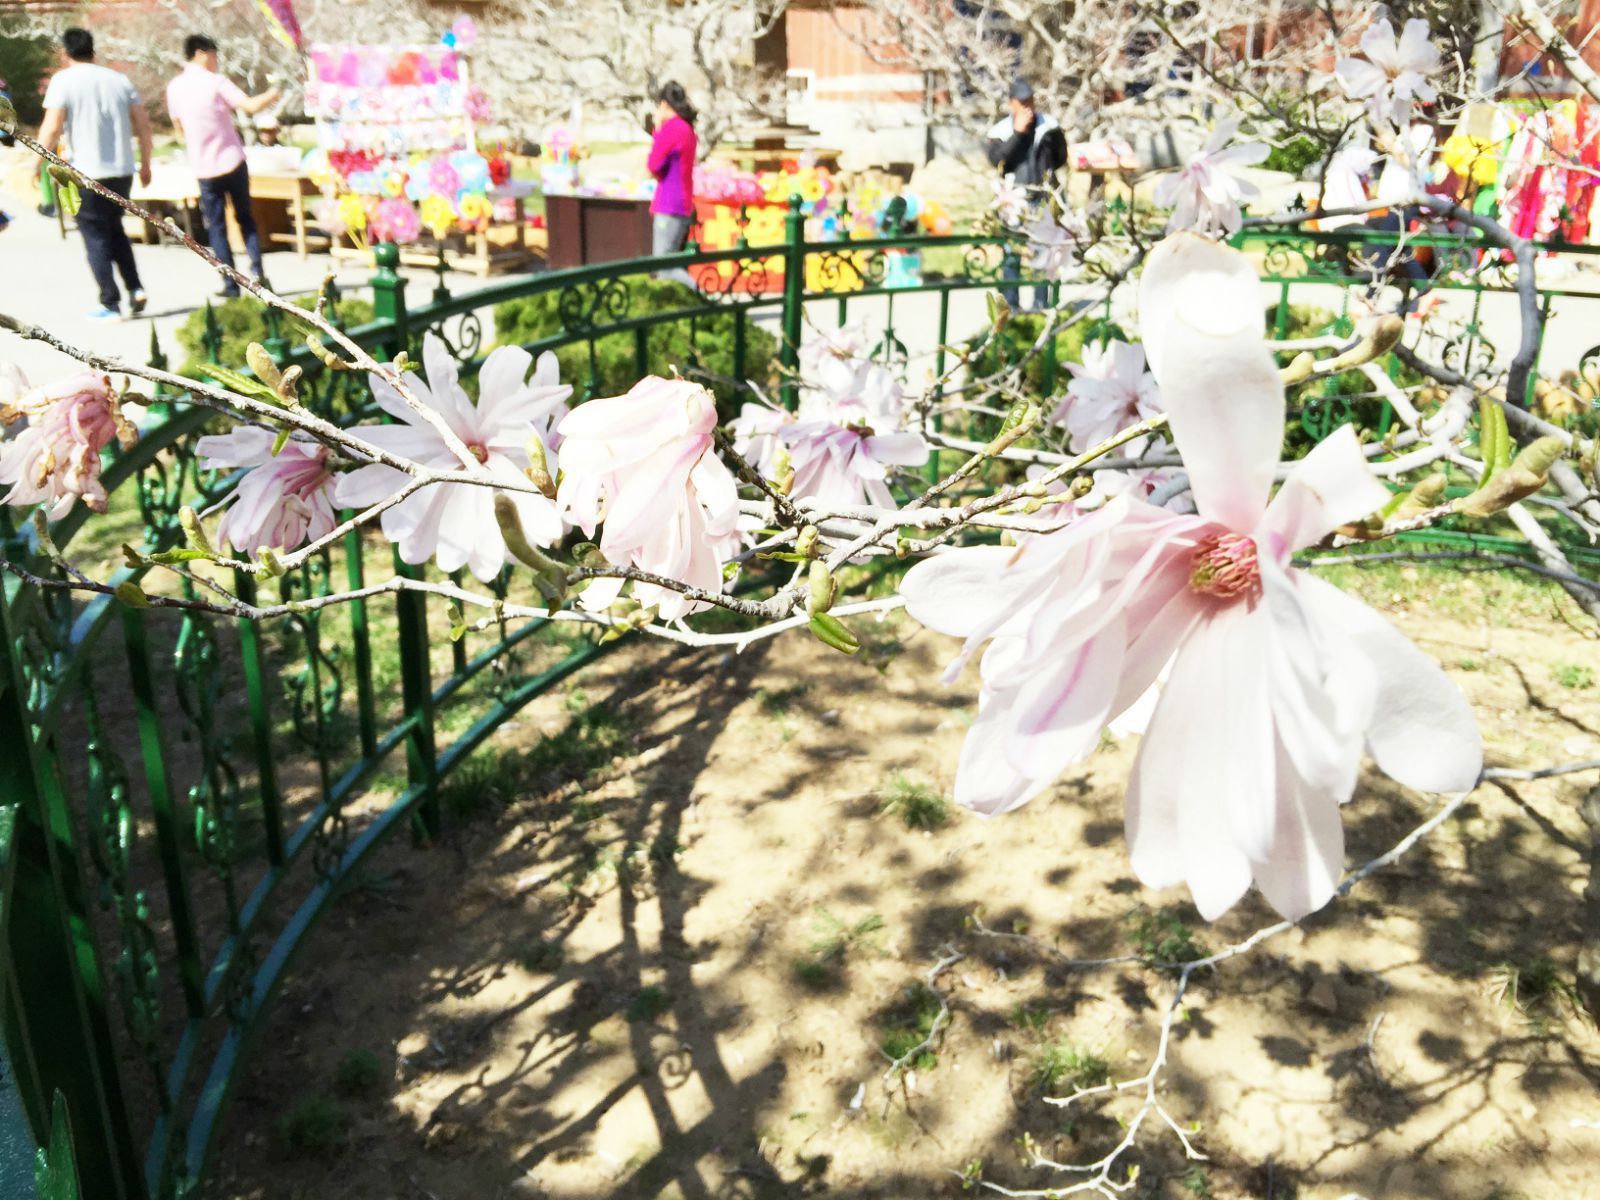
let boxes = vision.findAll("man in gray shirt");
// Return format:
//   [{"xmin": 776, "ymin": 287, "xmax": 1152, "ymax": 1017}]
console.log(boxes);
[{"xmin": 37, "ymin": 28, "xmax": 153, "ymax": 320}]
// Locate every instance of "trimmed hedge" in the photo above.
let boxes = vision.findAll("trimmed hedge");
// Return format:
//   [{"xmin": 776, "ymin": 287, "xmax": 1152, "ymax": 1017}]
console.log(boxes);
[
  {"xmin": 492, "ymin": 277, "xmax": 778, "ymax": 409},
  {"xmin": 174, "ymin": 293, "xmax": 374, "ymax": 380}
]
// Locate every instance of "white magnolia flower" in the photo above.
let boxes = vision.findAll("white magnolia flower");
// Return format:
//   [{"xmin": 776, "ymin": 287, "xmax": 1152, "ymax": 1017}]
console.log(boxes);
[
  {"xmin": 1051, "ymin": 339, "xmax": 1163, "ymax": 453},
  {"xmin": 992, "ymin": 174, "xmax": 1030, "ymax": 227},
  {"xmin": 335, "ymin": 334, "xmax": 570, "ymax": 581},
  {"xmin": 1335, "ymin": 17, "xmax": 1441, "ymax": 128},
  {"xmin": 1023, "ymin": 210, "xmax": 1083, "ymax": 281},
  {"xmin": 899, "ymin": 234, "xmax": 1482, "ymax": 922},
  {"xmin": 1154, "ymin": 118, "xmax": 1267, "ymax": 236}
]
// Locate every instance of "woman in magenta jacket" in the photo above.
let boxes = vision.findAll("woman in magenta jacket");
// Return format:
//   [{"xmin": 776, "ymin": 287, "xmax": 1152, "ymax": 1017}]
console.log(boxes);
[{"xmin": 647, "ymin": 81, "xmax": 698, "ymax": 258}]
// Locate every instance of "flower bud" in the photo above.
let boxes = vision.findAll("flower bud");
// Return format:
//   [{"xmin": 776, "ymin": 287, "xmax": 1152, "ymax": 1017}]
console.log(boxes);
[
  {"xmin": 524, "ymin": 435, "xmax": 556, "ymax": 497},
  {"xmin": 808, "ymin": 611, "xmax": 860, "ymax": 655},
  {"xmin": 179, "ymin": 505, "xmax": 217, "ymax": 558},
  {"xmin": 246, "ymin": 343, "xmax": 283, "ymax": 391},
  {"xmin": 807, "ymin": 560, "xmax": 836, "ymax": 614},
  {"xmin": 494, "ymin": 493, "xmax": 567, "ymax": 606},
  {"xmin": 795, "ymin": 525, "xmax": 819, "ymax": 560}
]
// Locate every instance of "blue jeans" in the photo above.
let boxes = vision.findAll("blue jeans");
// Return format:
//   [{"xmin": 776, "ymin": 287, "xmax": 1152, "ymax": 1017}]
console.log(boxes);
[
  {"xmin": 78, "ymin": 175, "xmax": 143, "ymax": 309},
  {"xmin": 199, "ymin": 162, "xmax": 263, "ymax": 293}
]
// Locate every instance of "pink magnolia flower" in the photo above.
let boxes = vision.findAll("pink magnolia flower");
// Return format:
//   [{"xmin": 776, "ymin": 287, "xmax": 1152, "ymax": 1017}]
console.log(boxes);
[
  {"xmin": 899, "ymin": 233, "xmax": 1481, "ymax": 922},
  {"xmin": 0, "ymin": 369, "xmax": 135, "ymax": 518},
  {"xmin": 731, "ymin": 325, "xmax": 929, "ymax": 508},
  {"xmin": 1051, "ymin": 339, "xmax": 1163, "ymax": 453},
  {"xmin": 196, "ymin": 426, "xmax": 338, "ymax": 554},
  {"xmin": 1154, "ymin": 118, "xmax": 1267, "ymax": 236},
  {"xmin": 1335, "ymin": 17, "xmax": 1440, "ymax": 128},
  {"xmin": 335, "ymin": 334, "xmax": 570, "ymax": 581},
  {"xmin": 556, "ymin": 377, "xmax": 741, "ymax": 621}
]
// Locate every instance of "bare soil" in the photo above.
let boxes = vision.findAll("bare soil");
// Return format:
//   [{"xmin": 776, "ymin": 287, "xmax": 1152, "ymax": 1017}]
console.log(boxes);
[{"xmin": 203, "ymin": 569, "xmax": 1600, "ymax": 1200}]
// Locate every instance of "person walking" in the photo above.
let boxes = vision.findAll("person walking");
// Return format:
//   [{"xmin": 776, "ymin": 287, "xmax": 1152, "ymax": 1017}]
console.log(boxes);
[
  {"xmin": 986, "ymin": 79, "xmax": 1066, "ymax": 311},
  {"xmin": 36, "ymin": 28, "xmax": 152, "ymax": 320},
  {"xmin": 646, "ymin": 82, "xmax": 698, "ymax": 267},
  {"xmin": 166, "ymin": 34, "xmax": 281, "ymax": 298}
]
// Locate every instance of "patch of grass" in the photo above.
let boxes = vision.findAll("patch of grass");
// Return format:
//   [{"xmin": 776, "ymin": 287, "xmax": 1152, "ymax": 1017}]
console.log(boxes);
[
  {"xmin": 1456, "ymin": 657, "xmax": 1481, "ymax": 671},
  {"xmin": 1554, "ymin": 662, "xmax": 1595, "ymax": 689},
  {"xmin": 1126, "ymin": 907, "xmax": 1209, "ymax": 965},
  {"xmin": 1487, "ymin": 956, "xmax": 1583, "ymax": 1021},
  {"xmin": 526, "ymin": 701, "xmax": 633, "ymax": 786},
  {"xmin": 879, "ymin": 772, "xmax": 950, "ymax": 831},
  {"xmin": 1183, "ymin": 1166, "xmax": 1215, "ymax": 1199},
  {"xmin": 625, "ymin": 985, "xmax": 672, "ymax": 1023},
  {"xmin": 332, "ymin": 1048, "xmax": 384, "ymax": 1097},
  {"xmin": 439, "ymin": 750, "xmax": 520, "ymax": 819},
  {"xmin": 791, "ymin": 959, "xmax": 837, "ymax": 990},
  {"xmin": 756, "ymin": 685, "xmax": 806, "ymax": 717},
  {"xmin": 808, "ymin": 908, "xmax": 886, "ymax": 962},
  {"xmin": 277, "ymin": 1094, "xmax": 350, "ymax": 1157},
  {"xmin": 517, "ymin": 937, "xmax": 565, "ymax": 973},
  {"xmin": 879, "ymin": 983, "xmax": 944, "ymax": 1071},
  {"xmin": 1032, "ymin": 1038, "xmax": 1109, "ymax": 1093},
  {"xmin": 1008, "ymin": 1002, "xmax": 1051, "ymax": 1036}
]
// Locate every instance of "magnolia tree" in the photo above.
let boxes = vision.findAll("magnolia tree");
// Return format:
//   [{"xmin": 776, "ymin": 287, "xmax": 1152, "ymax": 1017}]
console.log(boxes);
[{"xmin": 3, "ymin": 10, "xmax": 1600, "ymax": 1194}]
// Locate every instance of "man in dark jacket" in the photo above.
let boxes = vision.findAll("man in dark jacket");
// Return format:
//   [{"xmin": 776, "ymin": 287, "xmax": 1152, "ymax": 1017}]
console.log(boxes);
[
  {"xmin": 987, "ymin": 79, "xmax": 1066, "ymax": 310},
  {"xmin": 986, "ymin": 79, "xmax": 1066, "ymax": 192}
]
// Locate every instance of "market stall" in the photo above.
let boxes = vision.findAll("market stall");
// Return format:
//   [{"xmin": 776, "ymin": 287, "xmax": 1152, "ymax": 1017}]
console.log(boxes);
[{"xmin": 305, "ymin": 22, "xmax": 540, "ymax": 275}]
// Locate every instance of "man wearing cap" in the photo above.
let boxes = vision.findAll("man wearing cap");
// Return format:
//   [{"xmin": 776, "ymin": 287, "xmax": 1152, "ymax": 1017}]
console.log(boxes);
[
  {"xmin": 987, "ymin": 80, "xmax": 1066, "ymax": 310},
  {"xmin": 986, "ymin": 80, "xmax": 1066, "ymax": 193}
]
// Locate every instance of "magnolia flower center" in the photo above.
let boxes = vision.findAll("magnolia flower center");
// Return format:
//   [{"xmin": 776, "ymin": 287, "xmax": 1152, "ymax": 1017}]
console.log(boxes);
[
  {"xmin": 467, "ymin": 441, "xmax": 489, "ymax": 463},
  {"xmin": 1189, "ymin": 532, "xmax": 1261, "ymax": 601}
]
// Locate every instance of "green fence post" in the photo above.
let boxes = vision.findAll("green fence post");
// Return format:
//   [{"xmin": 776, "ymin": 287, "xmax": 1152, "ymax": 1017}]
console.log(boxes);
[
  {"xmin": 0, "ymin": 587, "xmax": 144, "ymax": 1200},
  {"xmin": 371, "ymin": 242, "xmax": 409, "ymax": 345},
  {"xmin": 780, "ymin": 195, "xmax": 805, "ymax": 412},
  {"xmin": 368, "ymin": 245, "xmax": 439, "ymax": 836}
]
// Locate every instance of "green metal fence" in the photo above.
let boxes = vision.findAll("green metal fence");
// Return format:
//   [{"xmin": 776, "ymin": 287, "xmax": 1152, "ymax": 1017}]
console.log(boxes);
[{"xmin": 1, "ymin": 209, "xmax": 1596, "ymax": 1200}]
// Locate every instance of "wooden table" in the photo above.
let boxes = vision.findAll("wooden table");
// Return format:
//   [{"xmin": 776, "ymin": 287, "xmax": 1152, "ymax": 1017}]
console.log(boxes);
[{"xmin": 249, "ymin": 172, "xmax": 322, "ymax": 258}]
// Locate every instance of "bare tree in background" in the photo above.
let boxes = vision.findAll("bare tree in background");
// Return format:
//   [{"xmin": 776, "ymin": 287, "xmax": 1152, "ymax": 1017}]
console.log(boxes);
[{"xmin": 470, "ymin": 0, "xmax": 790, "ymax": 150}]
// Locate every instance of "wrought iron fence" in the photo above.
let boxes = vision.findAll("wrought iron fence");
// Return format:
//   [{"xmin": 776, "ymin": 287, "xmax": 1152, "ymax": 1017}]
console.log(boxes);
[{"xmin": 2, "ymin": 207, "xmax": 1597, "ymax": 1200}]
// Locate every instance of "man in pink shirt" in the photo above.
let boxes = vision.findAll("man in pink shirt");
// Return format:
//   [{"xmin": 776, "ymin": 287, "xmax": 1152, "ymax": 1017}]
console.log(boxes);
[{"xmin": 166, "ymin": 34, "xmax": 280, "ymax": 297}]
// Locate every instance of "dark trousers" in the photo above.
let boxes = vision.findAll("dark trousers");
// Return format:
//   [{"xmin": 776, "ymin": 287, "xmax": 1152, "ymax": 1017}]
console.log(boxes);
[
  {"xmin": 199, "ymin": 162, "xmax": 263, "ymax": 294},
  {"xmin": 78, "ymin": 175, "xmax": 142, "ymax": 309}
]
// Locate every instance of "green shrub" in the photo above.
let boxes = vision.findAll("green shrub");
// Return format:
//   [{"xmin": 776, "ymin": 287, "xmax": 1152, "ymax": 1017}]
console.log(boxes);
[
  {"xmin": 277, "ymin": 1094, "xmax": 349, "ymax": 1157},
  {"xmin": 965, "ymin": 310, "xmax": 1106, "ymax": 404},
  {"xmin": 333, "ymin": 1048, "xmax": 384, "ymax": 1096},
  {"xmin": 174, "ymin": 292, "xmax": 374, "ymax": 379},
  {"xmin": 1263, "ymin": 135, "xmax": 1323, "ymax": 177},
  {"xmin": 0, "ymin": 25, "xmax": 54, "ymax": 127},
  {"xmin": 492, "ymin": 277, "xmax": 777, "ymax": 410}
]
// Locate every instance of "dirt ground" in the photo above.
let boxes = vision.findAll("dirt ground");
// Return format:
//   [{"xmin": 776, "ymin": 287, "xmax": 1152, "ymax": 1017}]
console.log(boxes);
[{"xmin": 203, "ymin": 565, "xmax": 1600, "ymax": 1200}]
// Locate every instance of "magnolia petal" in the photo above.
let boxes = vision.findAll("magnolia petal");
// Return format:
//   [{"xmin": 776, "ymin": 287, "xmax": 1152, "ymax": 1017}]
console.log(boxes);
[
  {"xmin": 473, "ymin": 344, "xmax": 534, "ymax": 428},
  {"xmin": 1334, "ymin": 57, "xmax": 1386, "ymax": 100},
  {"xmin": 1251, "ymin": 740, "xmax": 1346, "ymax": 921},
  {"xmin": 1261, "ymin": 562, "xmax": 1372, "ymax": 798},
  {"xmin": 901, "ymin": 544, "xmax": 1036, "ymax": 639},
  {"xmin": 1359, "ymin": 18, "xmax": 1399, "ymax": 69},
  {"xmin": 954, "ymin": 690, "xmax": 1056, "ymax": 816},
  {"xmin": 196, "ymin": 426, "xmax": 276, "ymax": 469},
  {"xmin": 1125, "ymin": 605, "xmax": 1269, "ymax": 918},
  {"xmin": 334, "ymin": 462, "xmax": 406, "ymax": 508},
  {"xmin": 1005, "ymin": 616, "xmax": 1125, "ymax": 784},
  {"xmin": 1138, "ymin": 233, "xmax": 1283, "ymax": 531},
  {"xmin": 1259, "ymin": 424, "xmax": 1390, "ymax": 560},
  {"xmin": 1296, "ymin": 574, "xmax": 1483, "ymax": 792},
  {"xmin": 1396, "ymin": 18, "xmax": 1441, "ymax": 74}
]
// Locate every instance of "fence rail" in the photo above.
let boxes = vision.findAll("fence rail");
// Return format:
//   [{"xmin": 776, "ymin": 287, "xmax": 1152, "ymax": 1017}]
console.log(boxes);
[{"xmin": 1, "ymin": 212, "xmax": 1595, "ymax": 1199}]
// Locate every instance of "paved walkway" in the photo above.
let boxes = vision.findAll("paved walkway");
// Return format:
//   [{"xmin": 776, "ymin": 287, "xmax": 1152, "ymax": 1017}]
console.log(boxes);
[{"xmin": 0, "ymin": 151, "xmax": 491, "ymax": 387}]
